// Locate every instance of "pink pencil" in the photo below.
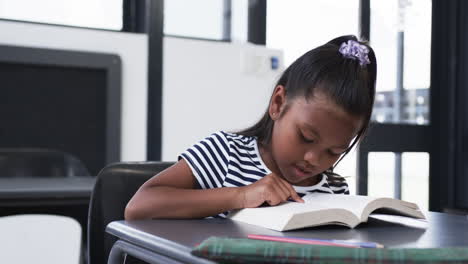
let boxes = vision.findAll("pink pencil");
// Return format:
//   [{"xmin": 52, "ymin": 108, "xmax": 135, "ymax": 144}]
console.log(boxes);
[{"xmin": 247, "ymin": 234, "xmax": 359, "ymax": 248}]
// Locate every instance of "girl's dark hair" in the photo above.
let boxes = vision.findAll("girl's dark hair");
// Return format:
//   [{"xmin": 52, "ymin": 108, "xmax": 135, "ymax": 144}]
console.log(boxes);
[{"xmin": 238, "ymin": 35, "xmax": 377, "ymax": 177}]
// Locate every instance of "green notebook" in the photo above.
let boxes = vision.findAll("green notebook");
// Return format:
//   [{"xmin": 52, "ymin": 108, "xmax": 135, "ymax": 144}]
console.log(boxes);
[{"xmin": 191, "ymin": 237, "xmax": 468, "ymax": 264}]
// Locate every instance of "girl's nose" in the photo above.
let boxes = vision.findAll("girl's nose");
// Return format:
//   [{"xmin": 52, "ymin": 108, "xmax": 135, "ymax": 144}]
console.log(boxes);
[{"xmin": 304, "ymin": 150, "xmax": 320, "ymax": 167}]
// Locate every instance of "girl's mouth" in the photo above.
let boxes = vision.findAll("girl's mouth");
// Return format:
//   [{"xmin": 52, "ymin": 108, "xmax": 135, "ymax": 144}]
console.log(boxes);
[{"xmin": 293, "ymin": 165, "xmax": 313, "ymax": 179}]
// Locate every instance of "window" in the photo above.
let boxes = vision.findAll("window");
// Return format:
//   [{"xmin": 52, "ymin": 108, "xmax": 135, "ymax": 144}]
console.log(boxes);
[
  {"xmin": 402, "ymin": 152, "xmax": 429, "ymax": 211},
  {"xmin": 370, "ymin": 0, "xmax": 431, "ymax": 125},
  {"xmin": 164, "ymin": 0, "xmax": 227, "ymax": 40},
  {"xmin": 368, "ymin": 152, "xmax": 396, "ymax": 198},
  {"xmin": 267, "ymin": 0, "xmax": 359, "ymax": 66},
  {"xmin": 0, "ymin": 0, "xmax": 123, "ymax": 30}
]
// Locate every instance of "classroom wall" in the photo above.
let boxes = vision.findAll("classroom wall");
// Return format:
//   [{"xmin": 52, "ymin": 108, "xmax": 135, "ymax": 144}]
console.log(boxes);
[
  {"xmin": 162, "ymin": 37, "xmax": 284, "ymax": 161},
  {"xmin": 0, "ymin": 20, "xmax": 284, "ymax": 162},
  {"xmin": 0, "ymin": 20, "xmax": 148, "ymax": 162}
]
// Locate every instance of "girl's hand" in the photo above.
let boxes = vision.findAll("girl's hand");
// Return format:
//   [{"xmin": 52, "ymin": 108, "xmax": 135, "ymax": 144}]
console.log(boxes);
[{"xmin": 239, "ymin": 173, "xmax": 304, "ymax": 208}]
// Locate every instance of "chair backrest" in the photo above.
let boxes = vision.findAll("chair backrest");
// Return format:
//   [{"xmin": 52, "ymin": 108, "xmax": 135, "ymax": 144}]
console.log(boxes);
[
  {"xmin": 0, "ymin": 214, "xmax": 82, "ymax": 264},
  {"xmin": 0, "ymin": 148, "xmax": 90, "ymax": 177},
  {"xmin": 87, "ymin": 161, "xmax": 174, "ymax": 264}
]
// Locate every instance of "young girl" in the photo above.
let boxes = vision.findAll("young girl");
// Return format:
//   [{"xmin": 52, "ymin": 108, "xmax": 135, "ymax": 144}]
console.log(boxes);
[{"xmin": 125, "ymin": 35, "xmax": 377, "ymax": 220}]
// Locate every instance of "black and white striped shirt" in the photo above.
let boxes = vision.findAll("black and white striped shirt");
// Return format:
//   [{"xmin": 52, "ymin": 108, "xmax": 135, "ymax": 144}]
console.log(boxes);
[{"xmin": 179, "ymin": 131, "xmax": 349, "ymax": 218}]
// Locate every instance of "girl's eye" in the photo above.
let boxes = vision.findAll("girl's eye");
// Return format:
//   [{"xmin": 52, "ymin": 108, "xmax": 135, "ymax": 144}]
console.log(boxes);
[
  {"xmin": 328, "ymin": 150, "xmax": 341, "ymax": 156},
  {"xmin": 300, "ymin": 133, "xmax": 315, "ymax": 143}
]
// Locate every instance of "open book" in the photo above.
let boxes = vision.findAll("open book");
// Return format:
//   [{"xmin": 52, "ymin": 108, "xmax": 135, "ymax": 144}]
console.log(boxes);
[{"xmin": 227, "ymin": 193, "xmax": 426, "ymax": 231}]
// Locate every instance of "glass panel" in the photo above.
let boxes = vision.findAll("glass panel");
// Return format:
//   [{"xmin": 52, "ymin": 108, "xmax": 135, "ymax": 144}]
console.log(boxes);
[
  {"xmin": 370, "ymin": 0, "xmax": 431, "ymax": 125},
  {"xmin": 164, "ymin": 0, "xmax": 225, "ymax": 40},
  {"xmin": 368, "ymin": 152, "xmax": 395, "ymax": 198},
  {"xmin": 0, "ymin": 0, "xmax": 122, "ymax": 30},
  {"xmin": 231, "ymin": 0, "xmax": 248, "ymax": 43},
  {"xmin": 267, "ymin": 0, "xmax": 359, "ymax": 66},
  {"xmin": 402, "ymin": 152, "xmax": 429, "ymax": 211}
]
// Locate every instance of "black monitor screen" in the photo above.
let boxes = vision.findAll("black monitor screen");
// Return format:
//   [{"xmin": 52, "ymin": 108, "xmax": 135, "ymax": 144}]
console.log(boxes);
[{"xmin": 0, "ymin": 45, "xmax": 121, "ymax": 176}]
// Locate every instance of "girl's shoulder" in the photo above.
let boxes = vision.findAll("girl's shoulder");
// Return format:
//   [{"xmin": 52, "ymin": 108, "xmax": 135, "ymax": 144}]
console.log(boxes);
[
  {"xmin": 204, "ymin": 131, "xmax": 259, "ymax": 158},
  {"xmin": 210, "ymin": 131, "xmax": 257, "ymax": 145},
  {"xmin": 323, "ymin": 171, "xmax": 349, "ymax": 187},
  {"xmin": 198, "ymin": 131, "xmax": 258, "ymax": 155},
  {"xmin": 323, "ymin": 171, "xmax": 350, "ymax": 194}
]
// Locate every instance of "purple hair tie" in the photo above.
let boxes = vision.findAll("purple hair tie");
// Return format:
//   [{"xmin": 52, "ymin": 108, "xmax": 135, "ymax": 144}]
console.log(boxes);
[{"xmin": 339, "ymin": 40, "xmax": 371, "ymax": 66}]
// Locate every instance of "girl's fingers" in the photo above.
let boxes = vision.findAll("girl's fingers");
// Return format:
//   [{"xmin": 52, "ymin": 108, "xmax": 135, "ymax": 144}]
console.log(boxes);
[
  {"xmin": 274, "ymin": 177, "xmax": 295, "ymax": 201},
  {"xmin": 262, "ymin": 179, "xmax": 288, "ymax": 206},
  {"xmin": 277, "ymin": 176, "xmax": 304, "ymax": 203},
  {"xmin": 271, "ymin": 180, "xmax": 290, "ymax": 202},
  {"xmin": 289, "ymin": 189, "xmax": 305, "ymax": 203},
  {"xmin": 263, "ymin": 173, "xmax": 304, "ymax": 204}
]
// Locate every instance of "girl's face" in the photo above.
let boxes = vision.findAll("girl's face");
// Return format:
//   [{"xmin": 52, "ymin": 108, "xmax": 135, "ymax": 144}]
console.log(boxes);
[{"xmin": 267, "ymin": 86, "xmax": 363, "ymax": 186}]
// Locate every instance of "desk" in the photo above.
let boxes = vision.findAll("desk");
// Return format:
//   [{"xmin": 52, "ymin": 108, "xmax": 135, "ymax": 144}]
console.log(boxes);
[
  {"xmin": 106, "ymin": 212, "xmax": 468, "ymax": 264},
  {"xmin": 0, "ymin": 176, "xmax": 96, "ymax": 206},
  {"xmin": 0, "ymin": 176, "xmax": 96, "ymax": 242}
]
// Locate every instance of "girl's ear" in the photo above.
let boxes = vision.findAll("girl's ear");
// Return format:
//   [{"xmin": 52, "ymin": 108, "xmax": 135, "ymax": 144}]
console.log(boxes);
[{"xmin": 269, "ymin": 85, "xmax": 286, "ymax": 120}]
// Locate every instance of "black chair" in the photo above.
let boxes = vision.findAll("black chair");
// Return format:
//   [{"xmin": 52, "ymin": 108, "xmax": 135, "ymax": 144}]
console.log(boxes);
[
  {"xmin": 0, "ymin": 148, "xmax": 90, "ymax": 177},
  {"xmin": 87, "ymin": 161, "xmax": 175, "ymax": 264}
]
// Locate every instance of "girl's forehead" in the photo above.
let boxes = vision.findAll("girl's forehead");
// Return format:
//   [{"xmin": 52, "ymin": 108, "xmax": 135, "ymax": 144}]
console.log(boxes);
[
  {"xmin": 291, "ymin": 93, "xmax": 342, "ymax": 114},
  {"xmin": 289, "ymin": 95, "xmax": 364, "ymax": 135}
]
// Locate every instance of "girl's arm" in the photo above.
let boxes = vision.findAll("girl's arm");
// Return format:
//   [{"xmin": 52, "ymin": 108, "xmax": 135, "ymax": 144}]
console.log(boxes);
[
  {"xmin": 124, "ymin": 159, "xmax": 242, "ymax": 220},
  {"xmin": 124, "ymin": 159, "xmax": 303, "ymax": 220}
]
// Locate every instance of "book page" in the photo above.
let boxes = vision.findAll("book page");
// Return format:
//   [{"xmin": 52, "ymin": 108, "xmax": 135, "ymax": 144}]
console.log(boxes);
[
  {"xmin": 229, "ymin": 193, "xmax": 374, "ymax": 223},
  {"xmin": 228, "ymin": 201, "xmax": 358, "ymax": 231},
  {"xmin": 238, "ymin": 199, "xmax": 332, "ymax": 215},
  {"xmin": 228, "ymin": 193, "xmax": 423, "ymax": 231},
  {"xmin": 238, "ymin": 193, "xmax": 378, "ymax": 217},
  {"xmin": 302, "ymin": 193, "xmax": 379, "ymax": 220},
  {"xmin": 302, "ymin": 193, "xmax": 424, "ymax": 221},
  {"xmin": 370, "ymin": 214, "xmax": 429, "ymax": 229}
]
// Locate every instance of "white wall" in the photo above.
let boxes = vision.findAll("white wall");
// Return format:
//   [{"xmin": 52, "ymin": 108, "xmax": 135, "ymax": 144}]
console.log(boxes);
[
  {"xmin": 0, "ymin": 21, "xmax": 284, "ymax": 162},
  {"xmin": 162, "ymin": 37, "xmax": 284, "ymax": 161},
  {"xmin": 0, "ymin": 20, "xmax": 148, "ymax": 161}
]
